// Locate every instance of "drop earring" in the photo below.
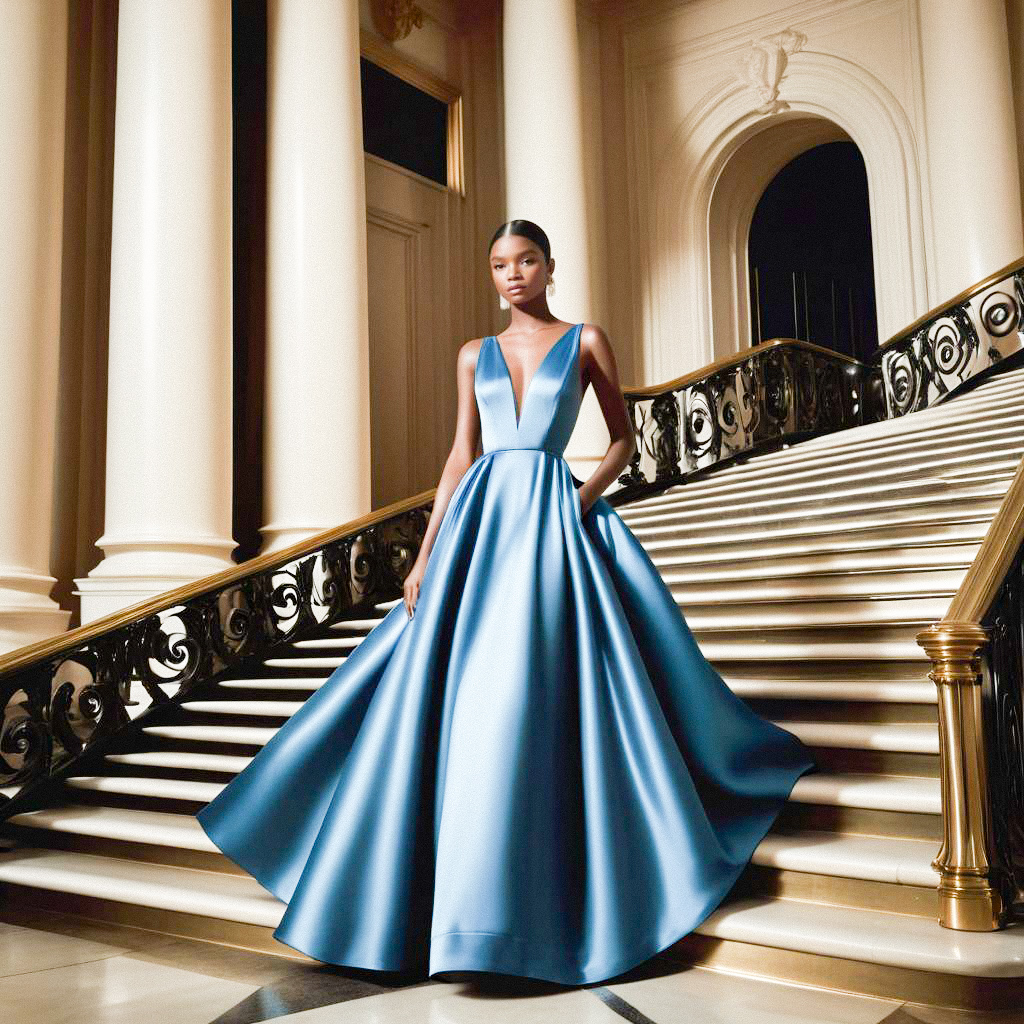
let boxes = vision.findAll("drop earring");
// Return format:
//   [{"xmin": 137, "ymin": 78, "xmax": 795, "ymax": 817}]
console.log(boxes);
[
  {"xmin": 499, "ymin": 293, "xmax": 510, "ymax": 309},
  {"xmin": 546, "ymin": 276, "xmax": 556, "ymax": 296}
]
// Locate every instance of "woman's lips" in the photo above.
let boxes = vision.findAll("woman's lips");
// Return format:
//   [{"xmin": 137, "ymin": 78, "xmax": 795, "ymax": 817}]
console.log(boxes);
[{"xmin": 508, "ymin": 286, "xmax": 525, "ymax": 293}]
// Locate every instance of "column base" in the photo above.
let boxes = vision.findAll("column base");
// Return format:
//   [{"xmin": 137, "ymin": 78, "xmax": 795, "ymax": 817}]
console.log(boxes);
[
  {"xmin": 938, "ymin": 874, "xmax": 1005, "ymax": 931},
  {"xmin": 259, "ymin": 523, "xmax": 339, "ymax": 557},
  {"xmin": 77, "ymin": 538, "xmax": 238, "ymax": 623},
  {"xmin": 0, "ymin": 572, "xmax": 72, "ymax": 655}
]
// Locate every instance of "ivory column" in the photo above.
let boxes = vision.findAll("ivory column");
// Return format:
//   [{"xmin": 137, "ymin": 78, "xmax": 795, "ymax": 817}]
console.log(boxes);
[
  {"xmin": 920, "ymin": 0, "xmax": 1024, "ymax": 298},
  {"xmin": 76, "ymin": 0, "xmax": 235, "ymax": 621},
  {"xmin": 0, "ymin": 0, "xmax": 70, "ymax": 652},
  {"xmin": 261, "ymin": 0, "xmax": 372, "ymax": 554},
  {"xmin": 502, "ymin": 0, "xmax": 608, "ymax": 479}
]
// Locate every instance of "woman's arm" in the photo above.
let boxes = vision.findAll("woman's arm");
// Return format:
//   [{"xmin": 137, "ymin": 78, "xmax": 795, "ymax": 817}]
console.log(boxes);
[
  {"xmin": 577, "ymin": 324, "xmax": 637, "ymax": 516},
  {"xmin": 403, "ymin": 338, "xmax": 483, "ymax": 616}
]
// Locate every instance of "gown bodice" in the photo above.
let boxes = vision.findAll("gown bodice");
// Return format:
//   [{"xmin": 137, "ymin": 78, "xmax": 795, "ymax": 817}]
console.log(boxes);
[{"xmin": 475, "ymin": 322, "xmax": 584, "ymax": 457}]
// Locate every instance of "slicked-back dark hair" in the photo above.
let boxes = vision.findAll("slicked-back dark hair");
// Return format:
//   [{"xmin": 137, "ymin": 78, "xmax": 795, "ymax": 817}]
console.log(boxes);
[{"xmin": 488, "ymin": 219, "xmax": 551, "ymax": 262}]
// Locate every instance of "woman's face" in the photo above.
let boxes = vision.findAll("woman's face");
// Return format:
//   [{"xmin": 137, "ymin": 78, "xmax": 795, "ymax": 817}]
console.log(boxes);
[{"xmin": 489, "ymin": 235, "xmax": 551, "ymax": 306}]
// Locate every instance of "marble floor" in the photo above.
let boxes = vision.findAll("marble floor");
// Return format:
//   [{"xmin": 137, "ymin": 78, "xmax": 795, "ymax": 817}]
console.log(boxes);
[{"xmin": 1, "ymin": 907, "xmax": 1022, "ymax": 1024}]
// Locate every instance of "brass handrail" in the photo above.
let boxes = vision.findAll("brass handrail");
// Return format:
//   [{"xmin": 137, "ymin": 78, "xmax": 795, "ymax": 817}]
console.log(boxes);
[
  {"xmin": 916, "ymin": 452, "xmax": 1024, "ymax": 932},
  {"xmin": 945, "ymin": 459, "xmax": 1024, "ymax": 623},
  {"xmin": 877, "ymin": 254, "xmax": 1024, "ymax": 353},
  {"xmin": 621, "ymin": 336, "xmax": 864, "ymax": 399}
]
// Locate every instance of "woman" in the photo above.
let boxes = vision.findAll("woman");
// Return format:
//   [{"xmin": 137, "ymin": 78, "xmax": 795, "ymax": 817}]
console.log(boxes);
[{"xmin": 197, "ymin": 219, "xmax": 815, "ymax": 987}]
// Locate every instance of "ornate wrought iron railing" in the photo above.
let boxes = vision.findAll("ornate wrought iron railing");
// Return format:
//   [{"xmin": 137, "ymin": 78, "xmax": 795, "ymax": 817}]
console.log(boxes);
[
  {"xmin": 615, "ymin": 338, "xmax": 867, "ymax": 495},
  {"xmin": 0, "ymin": 491, "xmax": 432, "ymax": 819},
  {"xmin": 615, "ymin": 257, "xmax": 1024, "ymax": 495},
  {"xmin": 917, "ymin": 458, "xmax": 1024, "ymax": 931},
  {"xmin": 871, "ymin": 255, "xmax": 1024, "ymax": 419}
]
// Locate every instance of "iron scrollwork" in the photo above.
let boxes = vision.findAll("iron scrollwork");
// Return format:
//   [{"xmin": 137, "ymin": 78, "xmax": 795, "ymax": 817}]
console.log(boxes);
[
  {"xmin": 0, "ymin": 503, "xmax": 430, "ymax": 814},
  {"xmin": 616, "ymin": 341, "xmax": 863, "ymax": 494},
  {"xmin": 876, "ymin": 266, "xmax": 1024, "ymax": 418},
  {"xmin": 982, "ymin": 548, "xmax": 1024, "ymax": 918}
]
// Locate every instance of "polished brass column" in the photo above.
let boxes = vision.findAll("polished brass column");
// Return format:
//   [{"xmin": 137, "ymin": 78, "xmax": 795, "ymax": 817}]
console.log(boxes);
[{"xmin": 916, "ymin": 621, "xmax": 1005, "ymax": 930}]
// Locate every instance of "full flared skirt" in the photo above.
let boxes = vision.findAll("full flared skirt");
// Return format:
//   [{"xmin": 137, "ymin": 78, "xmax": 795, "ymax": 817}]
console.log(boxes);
[{"xmin": 196, "ymin": 449, "xmax": 815, "ymax": 984}]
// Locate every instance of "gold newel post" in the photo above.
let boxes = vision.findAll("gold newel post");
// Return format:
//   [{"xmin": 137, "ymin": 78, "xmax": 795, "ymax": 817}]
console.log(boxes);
[{"xmin": 916, "ymin": 622, "xmax": 1005, "ymax": 930}]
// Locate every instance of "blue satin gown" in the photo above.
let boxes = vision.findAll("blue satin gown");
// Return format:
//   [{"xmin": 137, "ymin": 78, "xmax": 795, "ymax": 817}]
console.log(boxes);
[{"xmin": 196, "ymin": 322, "xmax": 816, "ymax": 985}]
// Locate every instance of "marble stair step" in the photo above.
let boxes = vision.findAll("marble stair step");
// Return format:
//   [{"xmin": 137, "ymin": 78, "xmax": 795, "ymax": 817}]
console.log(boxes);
[
  {"xmin": 170, "ymin": 703, "xmax": 938, "ymax": 754},
  {"xmin": 106, "ymin": 750, "xmax": 254, "ymax": 772},
  {"xmin": 60, "ymin": 768, "xmax": 939, "ymax": 820},
  {"xmin": 690, "ymin": 896, "xmax": 1024, "ymax": 979},
  {"xmin": 723, "ymin": 676, "xmax": 935, "ymax": 703},
  {"xmin": 653, "ymin": 539, "xmax": 984, "ymax": 581},
  {"xmin": 623, "ymin": 432, "xmax": 1024, "ymax": 515},
  {"xmin": 0, "ymin": 848, "xmax": 283, "ymax": 927},
  {"xmin": 623, "ymin": 467, "xmax": 1017, "ymax": 530},
  {"xmin": 788, "ymin": 772, "xmax": 940, "ymax": 815},
  {"xmin": 628, "ymin": 483, "xmax": 1009, "ymax": 540},
  {"xmin": 203, "ymin": 674, "xmax": 935, "ymax": 705},
  {"xmin": 693, "ymin": 634, "xmax": 928, "ymax": 661},
  {"xmin": 679, "ymin": 595, "xmax": 955, "ymax": 629},
  {"xmin": 638, "ymin": 500, "xmax": 1002, "ymax": 556},
  {"xmin": 624, "ymin": 413, "xmax": 1024, "ymax": 516},
  {"xmin": 0, "ymin": 806, "xmax": 939, "ymax": 892},
  {"xmin": 143, "ymin": 724, "xmax": 278, "ymax": 746},
  {"xmin": 218, "ymin": 678, "xmax": 330, "ymax": 692},
  {"xmin": 645, "ymin": 518, "xmax": 991, "ymax": 566},
  {"xmin": 0, "ymin": 843, "xmax": 923, "ymax": 954},
  {"xmin": 666, "ymin": 566, "xmax": 971, "ymax": 601},
  {"xmin": 750, "ymin": 829, "xmax": 939, "ymax": 888},
  {"xmin": 253, "ymin": 638, "xmax": 933, "ymax": 674},
  {"xmin": 623, "ymin": 391, "xmax": 1024, "ymax": 514},
  {"xmin": 781, "ymin": 721, "xmax": 937, "ymax": 754},
  {"xmin": 3, "ymin": 804, "xmax": 221, "ymax": 852}
]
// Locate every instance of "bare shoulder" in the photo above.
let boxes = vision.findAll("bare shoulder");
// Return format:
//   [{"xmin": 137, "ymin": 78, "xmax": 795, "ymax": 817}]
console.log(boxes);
[
  {"xmin": 456, "ymin": 335, "xmax": 488, "ymax": 373},
  {"xmin": 578, "ymin": 323, "xmax": 614, "ymax": 360}
]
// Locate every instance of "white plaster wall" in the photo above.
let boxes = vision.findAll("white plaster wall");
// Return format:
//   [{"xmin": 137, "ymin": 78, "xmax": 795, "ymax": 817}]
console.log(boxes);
[{"xmin": 596, "ymin": 0, "xmax": 956, "ymax": 383}]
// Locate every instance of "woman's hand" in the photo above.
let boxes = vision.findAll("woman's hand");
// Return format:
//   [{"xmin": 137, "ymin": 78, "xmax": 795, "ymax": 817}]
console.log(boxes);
[
  {"xmin": 578, "ymin": 484, "xmax": 596, "ymax": 518},
  {"xmin": 403, "ymin": 558, "xmax": 427, "ymax": 618}
]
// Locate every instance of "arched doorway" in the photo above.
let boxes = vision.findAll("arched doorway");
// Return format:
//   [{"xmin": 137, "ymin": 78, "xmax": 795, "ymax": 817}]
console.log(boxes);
[
  {"xmin": 748, "ymin": 141, "xmax": 878, "ymax": 360},
  {"xmin": 654, "ymin": 56, "xmax": 929, "ymax": 379}
]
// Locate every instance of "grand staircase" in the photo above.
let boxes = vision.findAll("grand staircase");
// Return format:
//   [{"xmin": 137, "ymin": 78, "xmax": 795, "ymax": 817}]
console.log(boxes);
[{"xmin": 2, "ymin": 361, "xmax": 1024, "ymax": 1007}]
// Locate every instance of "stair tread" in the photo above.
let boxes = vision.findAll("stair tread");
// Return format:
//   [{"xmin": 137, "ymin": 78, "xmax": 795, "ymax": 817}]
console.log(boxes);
[
  {"xmin": 726, "ymin": 678, "xmax": 935, "ymax": 703},
  {"xmin": 62, "ymin": 767, "xmax": 938, "ymax": 814},
  {"xmin": 4, "ymin": 804, "xmax": 219, "ymax": 851},
  {"xmin": 751, "ymin": 830, "xmax": 939, "ymax": 886},
  {"xmin": 0, "ymin": 847, "xmax": 283, "ymax": 926},
  {"xmin": 694, "ymin": 897, "xmax": 1024, "ymax": 977},
  {"xmin": 790, "ymin": 772, "xmax": 940, "ymax": 813},
  {"xmin": 780, "ymin": 721, "xmax": 938, "ymax": 753},
  {"xmin": 3, "ymin": 805, "xmax": 938, "ymax": 888}
]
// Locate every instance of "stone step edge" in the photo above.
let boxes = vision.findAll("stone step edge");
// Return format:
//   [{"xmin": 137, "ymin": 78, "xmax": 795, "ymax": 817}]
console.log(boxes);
[
  {"xmin": 61, "ymin": 769, "xmax": 940, "ymax": 814},
  {"xmin": 1, "ymin": 810, "xmax": 939, "ymax": 888},
  {"xmin": 693, "ymin": 896, "xmax": 1024, "ymax": 978}
]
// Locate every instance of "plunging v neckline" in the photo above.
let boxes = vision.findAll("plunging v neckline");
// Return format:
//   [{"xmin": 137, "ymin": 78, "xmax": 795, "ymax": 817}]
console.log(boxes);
[{"xmin": 492, "ymin": 324, "xmax": 578, "ymax": 429}]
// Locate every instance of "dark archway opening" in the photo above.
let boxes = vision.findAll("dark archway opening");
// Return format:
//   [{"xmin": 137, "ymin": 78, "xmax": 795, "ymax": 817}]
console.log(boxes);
[{"xmin": 748, "ymin": 140, "xmax": 878, "ymax": 360}]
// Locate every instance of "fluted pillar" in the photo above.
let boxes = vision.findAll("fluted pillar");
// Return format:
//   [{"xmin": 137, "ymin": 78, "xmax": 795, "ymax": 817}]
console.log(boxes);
[
  {"xmin": 0, "ymin": 0, "xmax": 71, "ymax": 652},
  {"xmin": 261, "ymin": 0, "xmax": 372, "ymax": 554},
  {"xmin": 76, "ymin": 0, "xmax": 236, "ymax": 622},
  {"xmin": 502, "ymin": 0, "xmax": 608, "ymax": 480},
  {"xmin": 920, "ymin": 0, "xmax": 1024, "ymax": 298}
]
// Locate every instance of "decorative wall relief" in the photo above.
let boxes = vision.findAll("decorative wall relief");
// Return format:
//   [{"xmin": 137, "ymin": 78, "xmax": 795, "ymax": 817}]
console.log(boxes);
[
  {"xmin": 733, "ymin": 28, "xmax": 807, "ymax": 115},
  {"xmin": 370, "ymin": 0, "xmax": 424, "ymax": 42}
]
